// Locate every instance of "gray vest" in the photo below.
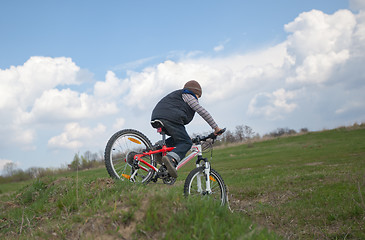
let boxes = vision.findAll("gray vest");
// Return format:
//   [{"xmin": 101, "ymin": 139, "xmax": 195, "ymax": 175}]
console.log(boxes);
[{"xmin": 151, "ymin": 89, "xmax": 195, "ymax": 125}]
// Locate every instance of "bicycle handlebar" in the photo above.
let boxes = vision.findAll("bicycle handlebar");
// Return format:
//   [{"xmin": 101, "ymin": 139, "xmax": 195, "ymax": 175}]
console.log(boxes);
[{"xmin": 192, "ymin": 128, "xmax": 226, "ymax": 144}]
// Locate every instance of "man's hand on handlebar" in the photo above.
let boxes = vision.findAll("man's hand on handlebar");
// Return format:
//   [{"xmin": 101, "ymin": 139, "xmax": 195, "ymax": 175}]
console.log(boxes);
[
  {"xmin": 191, "ymin": 127, "xmax": 225, "ymax": 143},
  {"xmin": 214, "ymin": 127, "xmax": 225, "ymax": 136}
]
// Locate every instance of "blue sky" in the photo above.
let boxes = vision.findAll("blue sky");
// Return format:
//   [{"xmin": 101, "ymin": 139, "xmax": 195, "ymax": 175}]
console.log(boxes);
[
  {"xmin": 1, "ymin": 0, "xmax": 348, "ymax": 78},
  {"xmin": 1, "ymin": 0, "xmax": 365, "ymax": 173}
]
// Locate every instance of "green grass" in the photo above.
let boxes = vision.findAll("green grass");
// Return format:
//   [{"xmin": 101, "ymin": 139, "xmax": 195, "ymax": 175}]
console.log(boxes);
[
  {"xmin": 0, "ymin": 179, "xmax": 33, "ymax": 195},
  {"xmin": 1, "ymin": 126, "xmax": 364, "ymax": 239},
  {"xmin": 215, "ymin": 127, "xmax": 365, "ymax": 239},
  {"xmin": 0, "ymin": 176, "xmax": 276, "ymax": 239}
]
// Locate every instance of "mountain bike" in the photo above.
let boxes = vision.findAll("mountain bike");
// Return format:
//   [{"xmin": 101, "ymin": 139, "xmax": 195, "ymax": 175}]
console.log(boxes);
[{"xmin": 104, "ymin": 120, "xmax": 228, "ymax": 205}]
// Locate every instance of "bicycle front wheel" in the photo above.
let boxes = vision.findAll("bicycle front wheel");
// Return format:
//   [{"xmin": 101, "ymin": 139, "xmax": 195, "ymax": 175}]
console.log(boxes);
[
  {"xmin": 184, "ymin": 167, "xmax": 227, "ymax": 205},
  {"xmin": 104, "ymin": 129, "xmax": 155, "ymax": 183}
]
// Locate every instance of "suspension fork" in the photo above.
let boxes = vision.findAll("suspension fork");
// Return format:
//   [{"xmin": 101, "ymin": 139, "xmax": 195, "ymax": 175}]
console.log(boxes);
[
  {"xmin": 195, "ymin": 156, "xmax": 212, "ymax": 194},
  {"xmin": 204, "ymin": 160, "xmax": 212, "ymax": 194}
]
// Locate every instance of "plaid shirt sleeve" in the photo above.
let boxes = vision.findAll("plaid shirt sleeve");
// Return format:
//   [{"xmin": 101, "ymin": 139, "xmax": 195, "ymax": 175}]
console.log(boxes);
[{"xmin": 182, "ymin": 93, "xmax": 218, "ymax": 129}]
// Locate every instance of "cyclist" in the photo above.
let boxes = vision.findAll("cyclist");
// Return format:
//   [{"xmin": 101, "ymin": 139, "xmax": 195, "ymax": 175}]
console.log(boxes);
[{"xmin": 151, "ymin": 80, "xmax": 222, "ymax": 178}]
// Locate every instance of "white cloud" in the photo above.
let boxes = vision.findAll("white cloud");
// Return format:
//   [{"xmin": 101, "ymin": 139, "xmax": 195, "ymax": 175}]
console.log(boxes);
[
  {"xmin": 121, "ymin": 60, "xmax": 189, "ymax": 110},
  {"xmin": 113, "ymin": 118, "xmax": 126, "ymax": 130},
  {"xmin": 335, "ymin": 101, "xmax": 364, "ymax": 115},
  {"xmin": 247, "ymin": 89, "xmax": 298, "ymax": 120},
  {"xmin": 0, "ymin": 56, "xmax": 80, "ymax": 109},
  {"xmin": 0, "ymin": 57, "xmax": 118, "ymax": 149},
  {"xmin": 353, "ymin": 10, "xmax": 365, "ymax": 53},
  {"xmin": 350, "ymin": 0, "xmax": 365, "ymax": 11},
  {"xmin": 0, "ymin": 57, "xmax": 82, "ymax": 148},
  {"xmin": 31, "ymin": 88, "xmax": 118, "ymax": 122},
  {"xmin": 214, "ymin": 39, "xmax": 230, "ymax": 52},
  {"xmin": 0, "ymin": 159, "xmax": 14, "ymax": 172},
  {"xmin": 48, "ymin": 122, "xmax": 106, "ymax": 150},
  {"xmin": 117, "ymin": 42, "xmax": 288, "ymax": 109},
  {"xmin": 94, "ymin": 71, "xmax": 128, "ymax": 99},
  {"xmin": 284, "ymin": 10, "xmax": 356, "ymax": 85},
  {"xmin": 214, "ymin": 44, "xmax": 224, "ymax": 52},
  {"xmin": 285, "ymin": 10, "xmax": 355, "ymax": 58},
  {"xmin": 12, "ymin": 129, "xmax": 36, "ymax": 148},
  {"xmin": 286, "ymin": 50, "xmax": 350, "ymax": 84}
]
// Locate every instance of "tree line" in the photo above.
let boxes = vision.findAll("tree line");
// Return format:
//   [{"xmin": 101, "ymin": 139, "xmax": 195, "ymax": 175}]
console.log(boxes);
[
  {"xmin": 215, "ymin": 125, "xmax": 307, "ymax": 146},
  {"xmin": 0, "ymin": 151, "xmax": 104, "ymax": 185}
]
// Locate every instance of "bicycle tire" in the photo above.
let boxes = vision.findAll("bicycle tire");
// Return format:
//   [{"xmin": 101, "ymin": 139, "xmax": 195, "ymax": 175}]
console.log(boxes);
[
  {"xmin": 184, "ymin": 167, "xmax": 227, "ymax": 205},
  {"xmin": 104, "ymin": 129, "xmax": 155, "ymax": 183}
]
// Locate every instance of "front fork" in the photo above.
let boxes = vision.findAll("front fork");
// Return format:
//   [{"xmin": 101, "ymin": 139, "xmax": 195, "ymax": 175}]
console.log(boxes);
[{"xmin": 196, "ymin": 156, "xmax": 212, "ymax": 194}]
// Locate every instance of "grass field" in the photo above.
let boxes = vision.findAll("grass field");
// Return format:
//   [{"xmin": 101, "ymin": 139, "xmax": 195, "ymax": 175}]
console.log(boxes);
[{"xmin": 1, "ymin": 126, "xmax": 364, "ymax": 239}]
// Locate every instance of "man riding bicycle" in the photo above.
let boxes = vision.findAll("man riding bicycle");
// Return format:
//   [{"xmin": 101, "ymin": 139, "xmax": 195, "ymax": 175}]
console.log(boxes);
[{"xmin": 151, "ymin": 80, "xmax": 223, "ymax": 178}]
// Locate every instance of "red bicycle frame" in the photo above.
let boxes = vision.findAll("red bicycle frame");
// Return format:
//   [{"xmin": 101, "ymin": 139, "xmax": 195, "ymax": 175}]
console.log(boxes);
[
  {"xmin": 131, "ymin": 145, "xmax": 175, "ymax": 172},
  {"xmin": 128, "ymin": 144, "xmax": 201, "ymax": 174}
]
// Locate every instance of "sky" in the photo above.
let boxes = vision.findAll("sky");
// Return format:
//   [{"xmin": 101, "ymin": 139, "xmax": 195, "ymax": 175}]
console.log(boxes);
[{"xmin": 1, "ymin": 0, "xmax": 365, "ymax": 173}]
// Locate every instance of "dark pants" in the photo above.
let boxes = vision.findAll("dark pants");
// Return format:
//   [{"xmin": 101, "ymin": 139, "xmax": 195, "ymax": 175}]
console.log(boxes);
[{"xmin": 160, "ymin": 119, "xmax": 192, "ymax": 162}]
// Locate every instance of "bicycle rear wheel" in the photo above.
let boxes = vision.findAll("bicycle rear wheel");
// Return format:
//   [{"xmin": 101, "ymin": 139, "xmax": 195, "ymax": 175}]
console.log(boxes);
[
  {"xmin": 184, "ymin": 167, "xmax": 227, "ymax": 205},
  {"xmin": 104, "ymin": 129, "xmax": 155, "ymax": 183}
]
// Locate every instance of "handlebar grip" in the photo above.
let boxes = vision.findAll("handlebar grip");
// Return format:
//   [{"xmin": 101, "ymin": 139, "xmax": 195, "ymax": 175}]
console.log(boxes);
[
  {"xmin": 208, "ymin": 128, "xmax": 226, "ymax": 140},
  {"xmin": 217, "ymin": 128, "xmax": 226, "ymax": 135}
]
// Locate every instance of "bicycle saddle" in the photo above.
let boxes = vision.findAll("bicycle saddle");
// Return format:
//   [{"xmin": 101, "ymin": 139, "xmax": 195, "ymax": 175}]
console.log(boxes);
[{"xmin": 150, "ymin": 120, "xmax": 169, "ymax": 135}]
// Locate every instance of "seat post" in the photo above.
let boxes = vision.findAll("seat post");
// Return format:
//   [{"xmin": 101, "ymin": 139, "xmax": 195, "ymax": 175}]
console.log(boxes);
[
  {"xmin": 157, "ymin": 128, "xmax": 166, "ymax": 145},
  {"xmin": 162, "ymin": 131, "xmax": 166, "ymax": 145}
]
